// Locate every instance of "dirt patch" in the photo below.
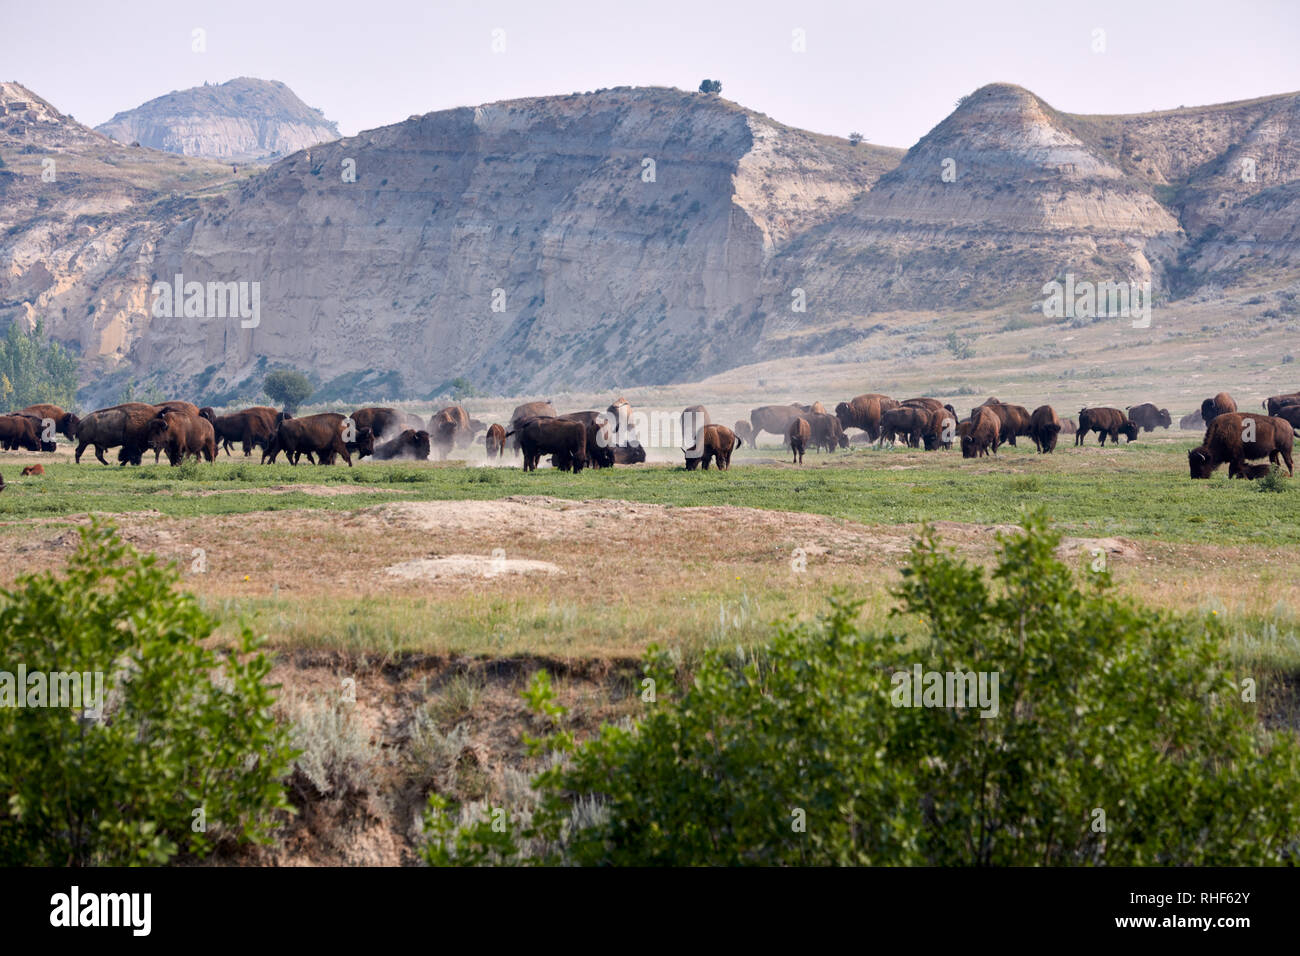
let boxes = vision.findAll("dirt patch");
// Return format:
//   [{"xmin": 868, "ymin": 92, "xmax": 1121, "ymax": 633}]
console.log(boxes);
[{"xmin": 385, "ymin": 555, "xmax": 564, "ymax": 579}]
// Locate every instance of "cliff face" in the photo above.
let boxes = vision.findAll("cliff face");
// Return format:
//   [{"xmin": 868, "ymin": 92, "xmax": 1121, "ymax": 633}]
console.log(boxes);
[
  {"xmin": 3, "ymin": 81, "xmax": 1300, "ymax": 403},
  {"xmin": 95, "ymin": 78, "xmax": 339, "ymax": 162}
]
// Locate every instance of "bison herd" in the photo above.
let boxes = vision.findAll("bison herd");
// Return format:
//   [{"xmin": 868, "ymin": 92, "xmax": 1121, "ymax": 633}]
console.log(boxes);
[{"xmin": 1, "ymin": 388, "xmax": 1297, "ymax": 484}]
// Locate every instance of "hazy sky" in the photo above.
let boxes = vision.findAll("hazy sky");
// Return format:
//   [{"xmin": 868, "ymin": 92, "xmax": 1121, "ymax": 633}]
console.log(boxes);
[{"xmin": 7, "ymin": 0, "xmax": 1299, "ymax": 148}]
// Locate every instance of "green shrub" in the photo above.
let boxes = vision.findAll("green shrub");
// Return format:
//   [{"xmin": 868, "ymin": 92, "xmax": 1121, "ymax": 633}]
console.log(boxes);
[
  {"xmin": 1255, "ymin": 465, "xmax": 1289, "ymax": 494},
  {"xmin": 0, "ymin": 521, "xmax": 295, "ymax": 865},
  {"xmin": 422, "ymin": 512, "xmax": 1300, "ymax": 866}
]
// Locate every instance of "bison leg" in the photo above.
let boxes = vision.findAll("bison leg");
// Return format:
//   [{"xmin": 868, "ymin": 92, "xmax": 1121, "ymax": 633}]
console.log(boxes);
[{"xmin": 75, "ymin": 440, "xmax": 89, "ymax": 463}]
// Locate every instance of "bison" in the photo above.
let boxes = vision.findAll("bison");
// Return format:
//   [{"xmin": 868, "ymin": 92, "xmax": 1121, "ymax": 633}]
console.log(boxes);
[
  {"xmin": 787, "ymin": 417, "xmax": 810, "ymax": 465},
  {"xmin": 73, "ymin": 403, "xmax": 160, "ymax": 465},
  {"xmin": 1200, "ymin": 392, "xmax": 1237, "ymax": 425},
  {"xmin": 509, "ymin": 417, "xmax": 588, "ymax": 472},
  {"xmin": 1076, "ymin": 407, "xmax": 1139, "ymax": 446},
  {"xmin": 558, "ymin": 412, "xmax": 615, "ymax": 469},
  {"xmin": 681, "ymin": 405, "xmax": 711, "ymax": 453},
  {"xmin": 371, "ymin": 428, "xmax": 432, "ymax": 461},
  {"xmin": 835, "ymin": 394, "xmax": 899, "ymax": 443},
  {"xmin": 1263, "ymin": 392, "xmax": 1300, "ymax": 416},
  {"xmin": 264, "ymin": 413, "xmax": 368, "ymax": 467},
  {"xmin": 684, "ymin": 424, "xmax": 740, "ymax": 471},
  {"xmin": 485, "ymin": 423, "xmax": 507, "ymax": 459},
  {"xmin": 1188, "ymin": 413, "xmax": 1294, "ymax": 479},
  {"xmin": 15, "ymin": 404, "xmax": 79, "ymax": 441},
  {"xmin": 1028, "ymin": 405, "xmax": 1062, "ymax": 453},
  {"xmin": 1126, "ymin": 403, "xmax": 1172, "ymax": 432},
  {"xmin": 428, "ymin": 405, "xmax": 471, "ymax": 458},
  {"xmin": 510, "ymin": 400, "xmax": 559, "ymax": 453},
  {"xmin": 961, "ymin": 407, "xmax": 1000, "ymax": 458},
  {"xmin": 880, "ymin": 406, "xmax": 928, "ymax": 448},
  {"xmin": 807, "ymin": 412, "xmax": 847, "ymax": 452},
  {"xmin": 200, "ymin": 405, "xmax": 280, "ymax": 456},
  {"xmin": 976, "ymin": 403, "xmax": 1032, "ymax": 446},
  {"xmin": 0, "ymin": 414, "xmax": 44, "ymax": 452},
  {"xmin": 348, "ymin": 407, "xmax": 407, "ymax": 442},
  {"xmin": 21, "ymin": 464, "xmax": 44, "ymax": 477},
  {"xmin": 612, "ymin": 440, "xmax": 647, "ymax": 465},
  {"xmin": 733, "ymin": 420, "xmax": 754, "ymax": 445},
  {"xmin": 1179, "ymin": 409, "xmax": 1205, "ymax": 431},
  {"xmin": 147, "ymin": 409, "xmax": 216, "ymax": 466},
  {"xmin": 749, "ymin": 405, "xmax": 805, "ymax": 446},
  {"xmin": 921, "ymin": 407, "xmax": 958, "ymax": 451},
  {"xmin": 1271, "ymin": 404, "xmax": 1300, "ymax": 432}
]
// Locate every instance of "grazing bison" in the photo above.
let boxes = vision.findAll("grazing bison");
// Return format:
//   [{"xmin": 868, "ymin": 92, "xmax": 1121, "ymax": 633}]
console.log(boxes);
[
  {"xmin": 559, "ymin": 412, "xmax": 615, "ymax": 468},
  {"xmin": 0, "ymin": 414, "xmax": 44, "ymax": 452},
  {"xmin": 264, "ymin": 413, "xmax": 367, "ymax": 467},
  {"xmin": 684, "ymin": 424, "xmax": 740, "ymax": 471},
  {"xmin": 1076, "ymin": 407, "xmax": 1139, "ymax": 446},
  {"xmin": 1271, "ymin": 404, "xmax": 1300, "ymax": 432},
  {"xmin": 880, "ymin": 406, "xmax": 928, "ymax": 448},
  {"xmin": 835, "ymin": 394, "xmax": 899, "ymax": 443},
  {"xmin": 200, "ymin": 406, "xmax": 280, "ymax": 456},
  {"xmin": 975, "ymin": 403, "xmax": 1032, "ymax": 446},
  {"xmin": 1263, "ymin": 393, "xmax": 1300, "ymax": 416},
  {"xmin": 1188, "ymin": 413, "xmax": 1294, "ymax": 479},
  {"xmin": 509, "ymin": 417, "xmax": 588, "ymax": 472},
  {"xmin": 371, "ymin": 428, "xmax": 432, "ymax": 461},
  {"xmin": 787, "ymin": 417, "xmax": 810, "ymax": 465},
  {"xmin": 1028, "ymin": 405, "xmax": 1062, "ymax": 453},
  {"xmin": 147, "ymin": 409, "xmax": 217, "ymax": 466},
  {"xmin": 485, "ymin": 423, "xmax": 507, "ymax": 459},
  {"xmin": 1200, "ymin": 392, "xmax": 1237, "ymax": 425},
  {"xmin": 921, "ymin": 407, "xmax": 958, "ymax": 451},
  {"xmin": 749, "ymin": 405, "xmax": 804, "ymax": 445},
  {"xmin": 807, "ymin": 412, "xmax": 848, "ymax": 452},
  {"xmin": 73, "ymin": 403, "xmax": 160, "ymax": 464},
  {"xmin": 1060, "ymin": 418, "xmax": 1077, "ymax": 435},
  {"xmin": 733, "ymin": 420, "xmax": 754, "ymax": 445},
  {"xmin": 21, "ymin": 464, "xmax": 44, "ymax": 476},
  {"xmin": 1126, "ymin": 403, "xmax": 1172, "ymax": 432},
  {"xmin": 15, "ymin": 404, "xmax": 79, "ymax": 440},
  {"xmin": 961, "ymin": 407, "xmax": 1000, "ymax": 458}
]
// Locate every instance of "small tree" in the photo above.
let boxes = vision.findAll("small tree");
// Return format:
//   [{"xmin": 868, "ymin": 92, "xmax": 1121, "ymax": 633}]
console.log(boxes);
[
  {"xmin": 263, "ymin": 369, "xmax": 313, "ymax": 414},
  {"xmin": 848, "ymin": 132, "xmax": 864, "ymax": 146},
  {"xmin": 698, "ymin": 79, "xmax": 722, "ymax": 95},
  {"xmin": 946, "ymin": 330, "xmax": 975, "ymax": 360}
]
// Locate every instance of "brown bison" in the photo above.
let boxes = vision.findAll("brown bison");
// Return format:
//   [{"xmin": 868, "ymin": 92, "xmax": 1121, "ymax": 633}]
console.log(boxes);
[
  {"xmin": 1271, "ymin": 404, "xmax": 1300, "ymax": 432},
  {"xmin": 264, "ymin": 413, "xmax": 369, "ymax": 466},
  {"xmin": 733, "ymin": 420, "xmax": 754, "ymax": 445},
  {"xmin": 787, "ymin": 417, "xmax": 810, "ymax": 465},
  {"xmin": 1126, "ymin": 403, "xmax": 1172, "ymax": 432},
  {"xmin": 807, "ymin": 412, "xmax": 848, "ymax": 452},
  {"xmin": 1240, "ymin": 463, "xmax": 1274, "ymax": 480},
  {"xmin": 147, "ymin": 409, "xmax": 217, "ymax": 466},
  {"xmin": 961, "ymin": 407, "xmax": 1000, "ymax": 458},
  {"xmin": 612, "ymin": 440, "xmax": 647, "ymax": 465},
  {"xmin": 15, "ymin": 404, "xmax": 79, "ymax": 440},
  {"xmin": 794, "ymin": 401, "xmax": 828, "ymax": 415},
  {"xmin": 1060, "ymin": 418, "xmax": 1077, "ymax": 435},
  {"xmin": 371, "ymin": 428, "xmax": 432, "ymax": 461},
  {"xmin": 684, "ymin": 424, "xmax": 740, "ymax": 471},
  {"xmin": 73, "ymin": 403, "xmax": 161, "ymax": 464},
  {"xmin": 0, "ymin": 414, "xmax": 44, "ymax": 452},
  {"xmin": 21, "ymin": 464, "xmax": 44, "ymax": 477},
  {"xmin": 605, "ymin": 396, "xmax": 634, "ymax": 443},
  {"xmin": 485, "ymin": 423, "xmax": 507, "ymax": 459},
  {"xmin": 1179, "ymin": 409, "xmax": 1205, "ymax": 431},
  {"xmin": 681, "ymin": 405, "xmax": 711, "ymax": 452},
  {"xmin": 1076, "ymin": 407, "xmax": 1139, "ymax": 446},
  {"xmin": 975, "ymin": 403, "xmax": 1032, "ymax": 446},
  {"xmin": 428, "ymin": 405, "xmax": 471, "ymax": 458},
  {"xmin": 1028, "ymin": 405, "xmax": 1062, "ymax": 453},
  {"xmin": 1263, "ymin": 393, "xmax": 1300, "ymax": 416},
  {"xmin": 200, "ymin": 406, "xmax": 280, "ymax": 456},
  {"xmin": 559, "ymin": 412, "xmax": 615, "ymax": 468},
  {"xmin": 1188, "ymin": 413, "xmax": 1294, "ymax": 479},
  {"xmin": 920, "ymin": 407, "xmax": 958, "ymax": 451},
  {"xmin": 835, "ymin": 394, "xmax": 899, "ymax": 443},
  {"xmin": 509, "ymin": 417, "xmax": 588, "ymax": 472},
  {"xmin": 749, "ymin": 405, "xmax": 804, "ymax": 445},
  {"xmin": 349, "ymin": 407, "xmax": 406, "ymax": 442},
  {"xmin": 1200, "ymin": 392, "xmax": 1237, "ymax": 425},
  {"xmin": 510, "ymin": 400, "xmax": 559, "ymax": 452},
  {"xmin": 880, "ymin": 406, "xmax": 928, "ymax": 448}
]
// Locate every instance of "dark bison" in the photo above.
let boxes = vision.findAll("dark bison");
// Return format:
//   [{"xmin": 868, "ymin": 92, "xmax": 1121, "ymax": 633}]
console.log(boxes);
[
  {"xmin": 147, "ymin": 409, "xmax": 216, "ymax": 466},
  {"xmin": 787, "ymin": 417, "xmax": 810, "ymax": 465},
  {"xmin": 612, "ymin": 440, "xmax": 647, "ymax": 465},
  {"xmin": 749, "ymin": 405, "xmax": 804, "ymax": 445},
  {"xmin": 961, "ymin": 406, "xmax": 1000, "ymax": 458},
  {"xmin": 807, "ymin": 412, "xmax": 848, "ymax": 452},
  {"xmin": 15, "ymin": 404, "xmax": 79, "ymax": 440},
  {"xmin": 976, "ymin": 403, "xmax": 1032, "ymax": 446},
  {"xmin": 835, "ymin": 394, "xmax": 899, "ymax": 443},
  {"xmin": 1240, "ymin": 463, "xmax": 1274, "ymax": 480},
  {"xmin": 1028, "ymin": 405, "xmax": 1062, "ymax": 453},
  {"xmin": 1188, "ymin": 413, "xmax": 1294, "ymax": 479},
  {"xmin": 21, "ymin": 464, "xmax": 45, "ymax": 476},
  {"xmin": 684, "ymin": 424, "xmax": 739, "ymax": 471},
  {"xmin": 371, "ymin": 429, "xmax": 432, "ymax": 461},
  {"xmin": 200, "ymin": 406, "xmax": 280, "ymax": 456},
  {"xmin": 558, "ymin": 412, "xmax": 615, "ymax": 469},
  {"xmin": 1200, "ymin": 392, "xmax": 1237, "ymax": 425},
  {"xmin": 264, "ymin": 413, "xmax": 369, "ymax": 466},
  {"xmin": 1076, "ymin": 407, "xmax": 1139, "ymax": 446},
  {"xmin": 509, "ymin": 417, "xmax": 587, "ymax": 472},
  {"xmin": 0, "ymin": 414, "xmax": 44, "ymax": 452},
  {"xmin": 73, "ymin": 403, "xmax": 160, "ymax": 464},
  {"xmin": 1179, "ymin": 409, "xmax": 1204, "ymax": 431},
  {"xmin": 920, "ymin": 407, "xmax": 958, "ymax": 451},
  {"xmin": 349, "ymin": 407, "xmax": 406, "ymax": 442},
  {"xmin": 510, "ymin": 401, "xmax": 559, "ymax": 452},
  {"xmin": 1263, "ymin": 393, "xmax": 1300, "ymax": 416},
  {"xmin": 485, "ymin": 423, "xmax": 507, "ymax": 459},
  {"xmin": 733, "ymin": 420, "xmax": 754, "ymax": 445},
  {"xmin": 428, "ymin": 405, "xmax": 471, "ymax": 458},
  {"xmin": 1126, "ymin": 403, "xmax": 1172, "ymax": 432},
  {"xmin": 880, "ymin": 406, "xmax": 928, "ymax": 448},
  {"xmin": 1271, "ymin": 404, "xmax": 1300, "ymax": 431}
]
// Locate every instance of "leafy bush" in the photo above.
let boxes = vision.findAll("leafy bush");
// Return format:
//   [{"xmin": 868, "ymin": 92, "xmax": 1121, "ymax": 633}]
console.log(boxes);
[
  {"xmin": 0, "ymin": 521, "xmax": 295, "ymax": 865},
  {"xmin": 262, "ymin": 369, "xmax": 314, "ymax": 414},
  {"xmin": 423, "ymin": 513, "xmax": 1300, "ymax": 865},
  {"xmin": 945, "ymin": 330, "xmax": 975, "ymax": 360},
  {"xmin": 290, "ymin": 695, "xmax": 384, "ymax": 800},
  {"xmin": 1255, "ymin": 465, "xmax": 1289, "ymax": 494},
  {"xmin": 0, "ymin": 319, "xmax": 79, "ymax": 411}
]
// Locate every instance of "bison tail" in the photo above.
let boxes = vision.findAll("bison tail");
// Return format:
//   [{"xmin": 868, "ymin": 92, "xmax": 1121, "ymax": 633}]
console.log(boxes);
[{"xmin": 735, "ymin": 435, "xmax": 743, "ymax": 448}]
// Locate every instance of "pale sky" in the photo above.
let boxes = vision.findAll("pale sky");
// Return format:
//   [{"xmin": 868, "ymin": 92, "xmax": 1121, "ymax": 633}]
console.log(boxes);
[{"xmin": 6, "ymin": 0, "xmax": 1299, "ymax": 149}]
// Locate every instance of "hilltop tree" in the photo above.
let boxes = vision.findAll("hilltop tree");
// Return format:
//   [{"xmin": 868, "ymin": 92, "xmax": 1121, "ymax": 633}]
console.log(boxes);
[
  {"xmin": 848, "ymin": 132, "xmax": 864, "ymax": 146},
  {"xmin": 698, "ymin": 79, "xmax": 722, "ymax": 95},
  {"xmin": 262, "ymin": 369, "xmax": 314, "ymax": 414}
]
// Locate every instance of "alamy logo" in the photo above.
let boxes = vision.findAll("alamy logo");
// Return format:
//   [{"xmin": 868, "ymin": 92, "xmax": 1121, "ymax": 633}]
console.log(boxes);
[
  {"xmin": 890, "ymin": 664, "xmax": 1000, "ymax": 718},
  {"xmin": 0, "ymin": 666, "xmax": 104, "ymax": 718},
  {"xmin": 1041, "ymin": 273, "xmax": 1151, "ymax": 328},
  {"xmin": 151, "ymin": 273, "xmax": 260, "ymax": 328},
  {"xmin": 50, "ymin": 886, "xmax": 151, "ymax": 936}
]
